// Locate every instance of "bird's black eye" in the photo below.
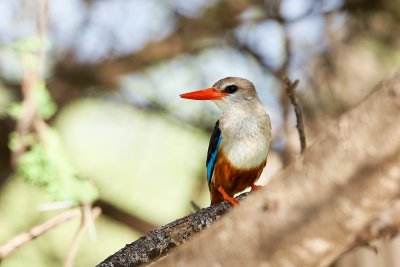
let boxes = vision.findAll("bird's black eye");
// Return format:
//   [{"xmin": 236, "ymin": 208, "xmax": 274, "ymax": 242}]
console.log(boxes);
[{"xmin": 224, "ymin": 85, "xmax": 238, "ymax": 94}]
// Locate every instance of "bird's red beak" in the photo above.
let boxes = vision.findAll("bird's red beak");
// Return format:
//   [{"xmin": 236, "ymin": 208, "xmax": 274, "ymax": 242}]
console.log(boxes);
[{"xmin": 180, "ymin": 88, "xmax": 228, "ymax": 100}]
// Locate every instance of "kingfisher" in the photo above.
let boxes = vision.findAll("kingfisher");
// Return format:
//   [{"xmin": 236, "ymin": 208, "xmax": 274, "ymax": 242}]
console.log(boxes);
[{"xmin": 180, "ymin": 77, "xmax": 272, "ymax": 206}]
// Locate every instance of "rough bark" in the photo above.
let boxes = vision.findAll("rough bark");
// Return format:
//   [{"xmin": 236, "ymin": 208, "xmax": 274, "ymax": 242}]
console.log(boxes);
[
  {"xmin": 96, "ymin": 196, "xmax": 247, "ymax": 267},
  {"xmin": 148, "ymin": 69, "xmax": 400, "ymax": 266}
]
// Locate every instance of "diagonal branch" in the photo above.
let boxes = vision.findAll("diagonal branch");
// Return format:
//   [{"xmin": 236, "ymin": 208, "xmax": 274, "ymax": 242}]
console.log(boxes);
[
  {"xmin": 96, "ymin": 194, "xmax": 248, "ymax": 267},
  {"xmin": 0, "ymin": 207, "xmax": 101, "ymax": 261},
  {"xmin": 149, "ymin": 69, "xmax": 400, "ymax": 267},
  {"xmin": 0, "ymin": 209, "xmax": 80, "ymax": 259},
  {"xmin": 97, "ymin": 68, "xmax": 400, "ymax": 267}
]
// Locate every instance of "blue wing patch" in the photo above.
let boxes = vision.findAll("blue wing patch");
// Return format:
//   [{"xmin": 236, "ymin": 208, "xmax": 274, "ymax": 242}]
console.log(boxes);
[{"xmin": 206, "ymin": 121, "xmax": 222, "ymax": 185}]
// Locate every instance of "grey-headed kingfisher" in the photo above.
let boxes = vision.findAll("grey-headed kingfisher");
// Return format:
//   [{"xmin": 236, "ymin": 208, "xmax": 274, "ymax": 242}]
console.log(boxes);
[{"xmin": 180, "ymin": 77, "xmax": 272, "ymax": 206}]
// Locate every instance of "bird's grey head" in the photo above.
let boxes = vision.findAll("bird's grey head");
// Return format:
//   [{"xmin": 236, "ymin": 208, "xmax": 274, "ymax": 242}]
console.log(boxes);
[{"xmin": 211, "ymin": 77, "xmax": 260, "ymax": 109}]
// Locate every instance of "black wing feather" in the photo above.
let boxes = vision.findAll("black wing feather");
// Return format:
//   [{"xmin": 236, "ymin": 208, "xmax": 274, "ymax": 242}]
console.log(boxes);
[{"xmin": 206, "ymin": 120, "xmax": 222, "ymax": 184}]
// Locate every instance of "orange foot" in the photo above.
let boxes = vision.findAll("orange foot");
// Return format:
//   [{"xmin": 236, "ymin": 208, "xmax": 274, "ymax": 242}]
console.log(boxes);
[
  {"xmin": 218, "ymin": 186, "xmax": 238, "ymax": 207},
  {"xmin": 251, "ymin": 183, "xmax": 263, "ymax": 191}
]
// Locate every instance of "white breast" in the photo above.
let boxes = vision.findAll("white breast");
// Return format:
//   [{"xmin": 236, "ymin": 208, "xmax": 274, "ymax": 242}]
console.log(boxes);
[
  {"xmin": 222, "ymin": 135, "xmax": 270, "ymax": 169},
  {"xmin": 220, "ymin": 105, "xmax": 272, "ymax": 169}
]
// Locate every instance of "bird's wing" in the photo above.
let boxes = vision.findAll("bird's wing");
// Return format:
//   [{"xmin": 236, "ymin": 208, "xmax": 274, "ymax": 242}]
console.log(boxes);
[{"xmin": 206, "ymin": 120, "xmax": 222, "ymax": 185}]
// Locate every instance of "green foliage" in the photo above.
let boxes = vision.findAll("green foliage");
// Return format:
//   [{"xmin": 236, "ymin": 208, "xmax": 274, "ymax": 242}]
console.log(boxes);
[
  {"xmin": 10, "ymin": 126, "xmax": 99, "ymax": 203},
  {"xmin": 36, "ymin": 81, "xmax": 57, "ymax": 119},
  {"xmin": 6, "ymin": 102, "xmax": 22, "ymax": 119},
  {"xmin": 12, "ymin": 36, "xmax": 45, "ymax": 55},
  {"xmin": 7, "ymin": 81, "xmax": 56, "ymax": 120},
  {"xmin": 7, "ymin": 34, "xmax": 97, "ymax": 204}
]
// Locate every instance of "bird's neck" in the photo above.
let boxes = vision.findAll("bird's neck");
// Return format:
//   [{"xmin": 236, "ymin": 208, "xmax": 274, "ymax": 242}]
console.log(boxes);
[{"xmin": 219, "ymin": 101, "xmax": 270, "ymax": 139}]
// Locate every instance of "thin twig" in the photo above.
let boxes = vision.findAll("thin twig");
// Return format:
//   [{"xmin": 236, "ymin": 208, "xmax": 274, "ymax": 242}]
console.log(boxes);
[
  {"xmin": 0, "ymin": 209, "xmax": 81, "ymax": 259},
  {"xmin": 83, "ymin": 202, "xmax": 97, "ymax": 241},
  {"xmin": 352, "ymin": 200, "xmax": 400, "ymax": 251},
  {"xmin": 190, "ymin": 201, "xmax": 201, "ymax": 212},
  {"xmin": 11, "ymin": 0, "xmax": 50, "ymax": 167},
  {"xmin": 94, "ymin": 199, "xmax": 157, "ymax": 234},
  {"xmin": 282, "ymin": 77, "xmax": 307, "ymax": 153},
  {"xmin": 64, "ymin": 206, "xmax": 101, "ymax": 267},
  {"xmin": 64, "ymin": 216, "xmax": 86, "ymax": 267}
]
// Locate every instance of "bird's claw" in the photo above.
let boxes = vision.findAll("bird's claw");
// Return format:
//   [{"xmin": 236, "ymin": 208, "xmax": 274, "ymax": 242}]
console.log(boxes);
[
  {"xmin": 250, "ymin": 183, "xmax": 263, "ymax": 191},
  {"xmin": 218, "ymin": 186, "xmax": 238, "ymax": 207}
]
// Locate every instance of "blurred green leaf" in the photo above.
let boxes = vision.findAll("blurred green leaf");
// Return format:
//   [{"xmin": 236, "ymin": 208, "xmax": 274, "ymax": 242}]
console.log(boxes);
[
  {"xmin": 12, "ymin": 37, "xmax": 44, "ymax": 55},
  {"xmin": 35, "ymin": 81, "xmax": 57, "ymax": 119},
  {"xmin": 8, "ymin": 132, "xmax": 36, "ymax": 151},
  {"xmin": 16, "ymin": 125, "xmax": 99, "ymax": 203},
  {"xmin": 7, "ymin": 102, "xmax": 23, "ymax": 119},
  {"xmin": 7, "ymin": 81, "xmax": 56, "ymax": 120}
]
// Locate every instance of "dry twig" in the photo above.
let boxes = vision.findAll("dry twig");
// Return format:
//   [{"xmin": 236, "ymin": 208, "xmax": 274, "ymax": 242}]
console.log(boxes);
[
  {"xmin": 353, "ymin": 200, "xmax": 400, "ymax": 251},
  {"xmin": 0, "ymin": 207, "xmax": 101, "ymax": 261},
  {"xmin": 11, "ymin": 0, "xmax": 50, "ymax": 167},
  {"xmin": 64, "ymin": 205, "xmax": 101, "ymax": 267},
  {"xmin": 190, "ymin": 200, "xmax": 202, "ymax": 212},
  {"xmin": 94, "ymin": 199, "xmax": 157, "ymax": 234},
  {"xmin": 283, "ymin": 77, "xmax": 307, "ymax": 153},
  {"xmin": 0, "ymin": 209, "xmax": 80, "ymax": 259}
]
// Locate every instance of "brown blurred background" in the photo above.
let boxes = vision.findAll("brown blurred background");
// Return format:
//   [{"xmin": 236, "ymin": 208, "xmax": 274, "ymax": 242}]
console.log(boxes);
[{"xmin": 0, "ymin": 0, "xmax": 399, "ymax": 266}]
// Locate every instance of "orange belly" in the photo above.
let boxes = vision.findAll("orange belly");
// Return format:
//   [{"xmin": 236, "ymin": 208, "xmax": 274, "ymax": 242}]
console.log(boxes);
[{"xmin": 209, "ymin": 150, "xmax": 266, "ymax": 204}]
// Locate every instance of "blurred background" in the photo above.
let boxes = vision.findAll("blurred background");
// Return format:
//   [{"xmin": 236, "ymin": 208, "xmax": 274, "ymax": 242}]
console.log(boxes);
[{"xmin": 0, "ymin": 0, "xmax": 399, "ymax": 266}]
